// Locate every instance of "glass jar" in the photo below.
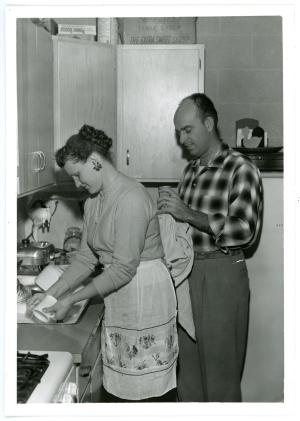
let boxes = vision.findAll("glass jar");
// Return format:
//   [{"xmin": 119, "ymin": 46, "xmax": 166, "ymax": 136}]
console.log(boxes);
[{"xmin": 63, "ymin": 227, "xmax": 82, "ymax": 252}]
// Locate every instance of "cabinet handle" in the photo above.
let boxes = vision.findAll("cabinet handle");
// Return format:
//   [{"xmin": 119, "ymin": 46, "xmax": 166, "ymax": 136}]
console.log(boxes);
[
  {"xmin": 31, "ymin": 151, "xmax": 46, "ymax": 173},
  {"xmin": 31, "ymin": 151, "xmax": 41, "ymax": 173},
  {"xmin": 126, "ymin": 149, "xmax": 130, "ymax": 166},
  {"xmin": 39, "ymin": 151, "xmax": 46, "ymax": 171},
  {"xmin": 79, "ymin": 365, "xmax": 92, "ymax": 378}
]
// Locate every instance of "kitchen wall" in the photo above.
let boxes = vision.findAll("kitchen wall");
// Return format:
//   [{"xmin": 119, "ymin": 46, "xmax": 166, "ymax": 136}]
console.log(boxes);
[
  {"xmin": 17, "ymin": 194, "xmax": 84, "ymax": 248},
  {"xmin": 196, "ymin": 16, "xmax": 283, "ymax": 147}
]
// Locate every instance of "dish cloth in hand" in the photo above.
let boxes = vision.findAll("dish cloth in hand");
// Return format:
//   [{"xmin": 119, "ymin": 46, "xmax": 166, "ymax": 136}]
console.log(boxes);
[{"xmin": 158, "ymin": 214, "xmax": 196, "ymax": 340}]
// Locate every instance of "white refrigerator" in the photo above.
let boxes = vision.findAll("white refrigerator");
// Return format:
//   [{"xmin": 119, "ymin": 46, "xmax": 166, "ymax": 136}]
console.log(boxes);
[{"xmin": 241, "ymin": 174, "xmax": 284, "ymax": 402}]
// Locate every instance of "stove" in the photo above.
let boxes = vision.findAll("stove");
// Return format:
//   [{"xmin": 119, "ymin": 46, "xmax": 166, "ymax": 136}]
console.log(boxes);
[
  {"xmin": 17, "ymin": 352, "xmax": 50, "ymax": 403},
  {"xmin": 17, "ymin": 350, "xmax": 76, "ymax": 403}
]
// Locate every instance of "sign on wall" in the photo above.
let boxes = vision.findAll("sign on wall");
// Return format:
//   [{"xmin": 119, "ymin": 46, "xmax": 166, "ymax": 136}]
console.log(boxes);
[{"xmin": 119, "ymin": 17, "xmax": 196, "ymax": 44}]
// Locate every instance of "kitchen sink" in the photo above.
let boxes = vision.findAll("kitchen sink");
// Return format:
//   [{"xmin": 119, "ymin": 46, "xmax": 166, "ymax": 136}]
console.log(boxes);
[{"xmin": 17, "ymin": 277, "xmax": 89, "ymax": 325}]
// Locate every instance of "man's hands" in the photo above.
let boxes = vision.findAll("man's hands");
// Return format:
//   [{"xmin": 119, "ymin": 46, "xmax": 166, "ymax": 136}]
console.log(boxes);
[
  {"xmin": 157, "ymin": 186, "xmax": 213, "ymax": 235},
  {"xmin": 157, "ymin": 187, "xmax": 191, "ymax": 221}
]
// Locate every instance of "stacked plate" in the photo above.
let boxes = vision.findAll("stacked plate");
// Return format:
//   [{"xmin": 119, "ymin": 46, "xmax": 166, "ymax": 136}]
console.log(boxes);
[
  {"xmin": 233, "ymin": 146, "xmax": 283, "ymax": 154},
  {"xmin": 17, "ymin": 279, "xmax": 32, "ymax": 303}
]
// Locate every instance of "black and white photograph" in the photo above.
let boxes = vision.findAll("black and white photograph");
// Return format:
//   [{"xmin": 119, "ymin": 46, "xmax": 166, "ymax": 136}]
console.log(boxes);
[{"xmin": 1, "ymin": 1, "xmax": 299, "ymax": 420}]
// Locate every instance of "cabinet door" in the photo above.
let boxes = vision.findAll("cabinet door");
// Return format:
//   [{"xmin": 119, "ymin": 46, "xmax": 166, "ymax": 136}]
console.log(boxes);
[
  {"xmin": 80, "ymin": 382, "xmax": 92, "ymax": 403},
  {"xmin": 77, "ymin": 316, "xmax": 102, "ymax": 401},
  {"xmin": 90, "ymin": 351, "xmax": 103, "ymax": 402},
  {"xmin": 17, "ymin": 19, "xmax": 54, "ymax": 195},
  {"xmin": 35, "ymin": 22, "xmax": 55, "ymax": 189},
  {"xmin": 17, "ymin": 19, "xmax": 39, "ymax": 194},
  {"xmin": 117, "ymin": 45, "xmax": 204, "ymax": 181},
  {"xmin": 53, "ymin": 38, "xmax": 116, "ymax": 182}
]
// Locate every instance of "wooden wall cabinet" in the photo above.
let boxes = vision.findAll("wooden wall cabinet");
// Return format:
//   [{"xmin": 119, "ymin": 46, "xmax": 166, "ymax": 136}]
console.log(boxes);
[
  {"xmin": 17, "ymin": 19, "xmax": 55, "ymax": 196},
  {"xmin": 53, "ymin": 38, "xmax": 116, "ymax": 182},
  {"xmin": 117, "ymin": 44, "xmax": 205, "ymax": 181},
  {"xmin": 18, "ymin": 35, "xmax": 204, "ymax": 190}
]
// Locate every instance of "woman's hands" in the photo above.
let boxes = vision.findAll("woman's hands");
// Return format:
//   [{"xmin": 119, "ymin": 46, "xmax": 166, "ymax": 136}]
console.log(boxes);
[
  {"xmin": 27, "ymin": 293, "xmax": 73, "ymax": 322},
  {"xmin": 42, "ymin": 297, "xmax": 73, "ymax": 322},
  {"xmin": 27, "ymin": 292, "xmax": 46, "ymax": 309}
]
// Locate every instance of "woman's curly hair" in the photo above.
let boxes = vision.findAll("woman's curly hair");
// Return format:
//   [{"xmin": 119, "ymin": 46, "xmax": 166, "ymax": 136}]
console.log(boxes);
[{"xmin": 55, "ymin": 125, "xmax": 112, "ymax": 168}]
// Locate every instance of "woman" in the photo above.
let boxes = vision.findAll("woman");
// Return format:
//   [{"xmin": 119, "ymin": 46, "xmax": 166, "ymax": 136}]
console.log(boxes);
[{"xmin": 28, "ymin": 125, "xmax": 178, "ymax": 402}]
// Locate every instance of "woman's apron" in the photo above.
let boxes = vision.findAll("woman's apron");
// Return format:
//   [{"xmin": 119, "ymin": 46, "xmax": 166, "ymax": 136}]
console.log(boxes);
[{"xmin": 101, "ymin": 259, "xmax": 178, "ymax": 400}]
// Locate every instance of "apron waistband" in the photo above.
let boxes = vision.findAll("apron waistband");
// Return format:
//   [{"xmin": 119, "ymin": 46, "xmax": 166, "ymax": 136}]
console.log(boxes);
[
  {"xmin": 104, "ymin": 258, "xmax": 164, "ymax": 270},
  {"xmin": 137, "ymin": 258, "xmax": 164, "ymax": 269}
]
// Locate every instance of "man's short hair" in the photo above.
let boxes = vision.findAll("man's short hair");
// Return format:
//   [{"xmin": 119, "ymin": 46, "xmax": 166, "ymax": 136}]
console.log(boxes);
[{"xmin": 181, "ymin": 93, "xmax": 219, "ymax": 136}]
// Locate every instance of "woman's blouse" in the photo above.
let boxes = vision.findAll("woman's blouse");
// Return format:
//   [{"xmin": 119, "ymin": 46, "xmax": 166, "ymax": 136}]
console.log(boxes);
[{"xmin": 60, "ymin": 173, "xmax": 164, "ymax": 298}]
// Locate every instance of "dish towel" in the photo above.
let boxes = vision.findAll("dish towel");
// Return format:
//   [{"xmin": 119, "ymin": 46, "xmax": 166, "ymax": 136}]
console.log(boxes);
[{"xmin": 158, "ymin": 214, "xmax": 196, "ymax": 340}]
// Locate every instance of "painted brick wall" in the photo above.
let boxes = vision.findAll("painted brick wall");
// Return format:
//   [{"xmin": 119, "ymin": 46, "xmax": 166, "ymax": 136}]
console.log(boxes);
[{"xmin": 196, "ymin": 16, "xmax": 283, "ymax": 147}]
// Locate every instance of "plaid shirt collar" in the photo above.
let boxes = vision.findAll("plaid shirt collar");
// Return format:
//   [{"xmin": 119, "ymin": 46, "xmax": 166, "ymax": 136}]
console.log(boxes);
[{"xmin": 190, "ymin": 142, "xmax": 230, "ymax": 170}]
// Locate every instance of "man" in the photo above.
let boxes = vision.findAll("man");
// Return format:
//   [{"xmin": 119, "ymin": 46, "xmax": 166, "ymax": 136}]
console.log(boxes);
[{"xmin": 157, "ymin": 93, "xmax": 263, "ymax": 402}]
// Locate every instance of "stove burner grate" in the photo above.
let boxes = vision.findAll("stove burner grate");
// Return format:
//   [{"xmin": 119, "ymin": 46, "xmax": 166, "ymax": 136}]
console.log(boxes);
[{"xmin": 17, "ymin": 352, "xmax": 50, "ymax": 403}]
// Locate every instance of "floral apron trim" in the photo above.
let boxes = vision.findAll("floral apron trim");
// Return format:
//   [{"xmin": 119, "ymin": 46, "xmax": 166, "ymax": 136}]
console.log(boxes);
[{"xmin": 101, "ymin": 317, "xmax": 178, "ymax": 376}]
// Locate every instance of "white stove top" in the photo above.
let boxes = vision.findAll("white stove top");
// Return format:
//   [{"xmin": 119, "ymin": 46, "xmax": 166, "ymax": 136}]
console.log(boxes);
[{"xmin": 19, "ymin": 350, "xmax": 73, "ymax": 403}]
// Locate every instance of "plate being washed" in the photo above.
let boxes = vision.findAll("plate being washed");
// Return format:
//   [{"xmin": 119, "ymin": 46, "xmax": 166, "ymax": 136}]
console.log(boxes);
[
  {"xmin": 233, "ymin": 147, "xmax": 283, "ymax": 153},
  {"xmin": 17, "ymin": 298, "xmax": 89, "ymax": 325}
]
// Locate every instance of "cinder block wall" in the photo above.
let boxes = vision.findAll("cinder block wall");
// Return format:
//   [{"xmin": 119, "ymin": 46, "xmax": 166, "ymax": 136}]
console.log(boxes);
[
  {"xmin": 196, "ymin": 16, "xmax": 283, "ymax": 147},
  {"xmin": 53, "ymin": 16, "xmax": 283, "ymax": 148}
]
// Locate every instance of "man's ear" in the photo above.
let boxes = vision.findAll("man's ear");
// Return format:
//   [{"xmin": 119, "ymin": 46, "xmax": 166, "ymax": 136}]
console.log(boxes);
[{"xmin": 204, "ymin": 116, "xmax": 214, "ymax": 133}]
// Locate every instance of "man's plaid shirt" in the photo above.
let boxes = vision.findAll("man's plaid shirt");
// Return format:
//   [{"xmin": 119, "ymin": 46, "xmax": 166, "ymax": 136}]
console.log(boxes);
[{"xmin": 178, "ymin": 143, "xmax": 263, "ymax": 253}]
